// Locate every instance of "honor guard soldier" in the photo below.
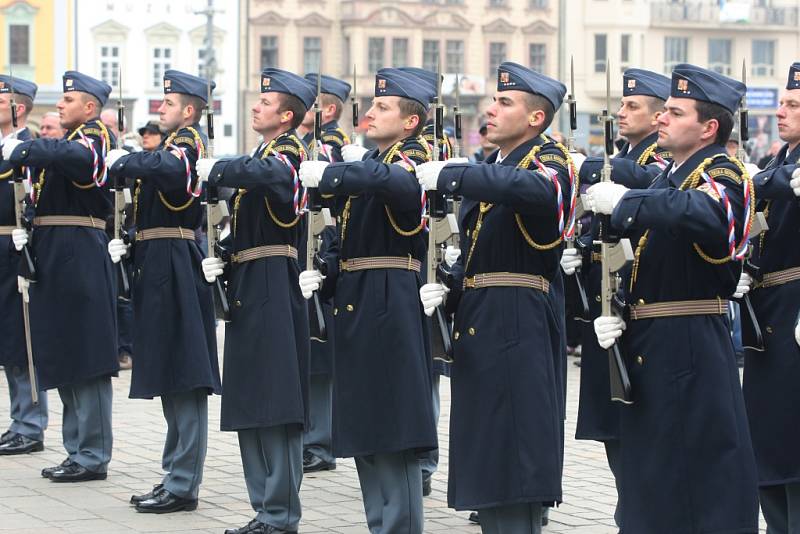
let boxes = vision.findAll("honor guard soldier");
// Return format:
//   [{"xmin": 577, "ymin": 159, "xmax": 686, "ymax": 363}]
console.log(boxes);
[
  {"xmin": 298, "ymin": 67, "xmax": 438, "ymax": 533},
  {"xmin": 105, "ymin": 70, "xmax": 222, "ymax": 513},
  {"xmin": 398, "ymin": 67, "xmax": 454, "ymax": 161},
  {"xmin": 197, "ymin": 68, "xmax": 314, "ymax": 534},
  {"xmin": 585, "ymin": 64, "xmax": 759, "ymax": 533},
  {"xmin": 3, "ymin": 71, "xmax": 118, "ymax": 482},
  {"xmin": 0, "ymin": 75, "xmax": 48, "ymax": 456},
  {"xmin": 737, "ymin": 61, "xmax": 800, "ymax": 534},
  {"xmin": 416, "ymin": 62, "xmax": 574, "ymax": 533},
  {"xmin": 562, "ymin": 67, "xmax": 671, "ymax": 529},
  {"xmin": 301, "ymin": 73, "xmax": 352, "ymax": 475}
]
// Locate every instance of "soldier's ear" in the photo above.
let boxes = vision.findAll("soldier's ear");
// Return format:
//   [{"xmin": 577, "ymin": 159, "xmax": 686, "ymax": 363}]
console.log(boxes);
[
  {"xmin": 651, "ymin": 110, "xmax": 663, "ymax": 126},
  {"xmin": 528, "ymin": 109, "xmax": 544, "ymax": 128}
]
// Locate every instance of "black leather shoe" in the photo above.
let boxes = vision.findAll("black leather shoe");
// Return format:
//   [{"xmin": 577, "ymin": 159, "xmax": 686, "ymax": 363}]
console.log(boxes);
[
  {"xmin": 49, "ymin": 463, "xmax": 107, "ymax": 482},
  {"xmin": 303, "ymin": 453, "xmax": 336, "ymax": 473},
  {"xmin": 468, "ymin": 511, "xmax": 480, "ymax": 524},
  {"xmin": 0, "ymin": 434, "xmax": 43, "ymax": 455},
  {"xmin": 135, "ymin": 490, "xmax": 198, "ymax": 514},
  {"xmin": 41, "ymin": 458, "xmax": 74, "ymax": 478},
  {"xmin": 264, "ymin": 526, "xmax": 297, "ymax": 534},
  {"xmin": 130, "ymin": 483, "xmax": 165, "ymax": 505},
  {"xmin": 225, "ymin": 519, "xmax": 267, "ymax": 534},
  {"xmin": 422, "ymin": 475, "xmax": 432, "ymax": 497},
  {"xmin": 0, "ymin": 430, "xmax": 15, "ymax": 444}
]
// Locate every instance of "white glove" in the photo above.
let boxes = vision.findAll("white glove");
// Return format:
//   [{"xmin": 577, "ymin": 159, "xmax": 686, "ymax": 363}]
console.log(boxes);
[
  {"xmin": 107, "ymin": 238, "xmax": 129, "ymax": 264},
  {"xmin": 299, "ymin": 161, "xmax": 329, "ymax": 189},
  {"xmin": 560, "ymin": 247, "xmax": 582, "ymax": 275},
  {"xmin": 795, "ymin": 314, "xmax": 800, "ymax": 348},
  {"xmin": 11, "ymin": 228, "xmax": 27, "ymax": 251},
  {"xmin": 416, "ymin": 158, "xmax": 469, "ymax": 191},
  {"xmin": 17, "ymin": 276, "xmax": 29, "ymax": 302},
  {"xmin": 732, "ymin": 271, "xmax": 752, "ymax": 299},
  {"xmin": 744, "ymin": 163, "xmax": 760, "ymax": 178},
  {"xmin": 2, "ymin": 138, "xmax": 22, "ymax": 161},
  {"xmin": 791, "ymin": 168, "xmax": 800, "ymax": 197},
  {"xmin": 594, "ymin": 315, "xmax": 626, "ymax": 349},
  {"xmin": 584, "ymin": 182, "xmax": 629, "ymax": 215},
  {"xmin": 444, "ymin": 245, "xmax": 460, "ymax": 267},
  {"xmin": 105, "ymin": 148, "xmax": 128, "ymax": 170},
  {"xmin": 201, "ymin": 256, "xmax": 225, "ymax": 283},
  {"xmin": 570, "ymin": 152, "xmax": 586, "ymax": 173},
  {"xmin": 299, "ymin": 269, "xmax": 324, "ymax": 299},
  {"xmin": 419, "ymin": 283, "xmax": 449, "ymax": 317},
  {"xmin": 196, "ymin": 157, "xmax": 219, "ymax": 183},
  {"xmin": 341, "ymin": 144, "xmax": 369, "ymax": 162}
]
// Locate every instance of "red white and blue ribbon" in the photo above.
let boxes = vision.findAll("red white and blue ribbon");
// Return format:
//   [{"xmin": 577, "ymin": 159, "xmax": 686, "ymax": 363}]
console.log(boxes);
[
  {"xmin": 167, "ymin": 137, "xmax": 204, "ymax": 198},
  {"xmin": 532, "ymin": 157, "xmax": 568, "ymax": 238},
  {"xmin": 77, "ymin": 130, "xmax": 108, "ymax": 188},
  {"xmin": 700, "ymin": 171, "xmax": 752, "ymax": 261},
  {"xmin": 396, "ymin": 151, "xmax": 427, "ymax": 231},
  {"xmin": 272, "ymin": 149, "xmax": 306, "ymax": 216}
]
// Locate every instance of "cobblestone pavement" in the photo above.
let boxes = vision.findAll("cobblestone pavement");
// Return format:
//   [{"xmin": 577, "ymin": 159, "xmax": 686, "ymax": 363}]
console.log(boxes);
[{"xmin": 0, "ymin": 329, "xmax": 767, "ymax": 533}]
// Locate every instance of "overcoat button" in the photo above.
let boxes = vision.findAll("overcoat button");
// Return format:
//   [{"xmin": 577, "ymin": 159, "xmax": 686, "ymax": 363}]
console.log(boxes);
[
  {"xmin": 766, "ymin": 326, "xmax": 773, "ymax": 334},
  {"xmin": 636, "ymin": 355, "xmax": 644, "ymax": 365},
  {"xmin": 454, "ymin": 331, "xmax": 460, "ymax": 340},
  {"xmin": 468, "ymin": 327, "xmax": 476, "ymax": 336},
  {"xmin": 346, "ymin": 304, "xmax": 354, "ymax": 312},
  {"xmin": 235, "ymin": 300, "xmax": 242, "ymax": 307},
  {"xmin": 333, "ymin": 308, "xmax": 338, "ymax": 315}
]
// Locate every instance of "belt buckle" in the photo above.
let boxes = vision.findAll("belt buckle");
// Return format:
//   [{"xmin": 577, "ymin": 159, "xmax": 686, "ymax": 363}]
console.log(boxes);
[{"xmin": 464, "ymin": 277, "xmax": 475, "ymax": 288}]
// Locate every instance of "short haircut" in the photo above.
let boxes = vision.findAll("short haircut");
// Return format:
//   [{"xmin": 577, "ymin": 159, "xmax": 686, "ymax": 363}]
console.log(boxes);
[
  {"xmin": 523, "ymin": 93, "xmax": 555, "ymax": 132},
  {"xmin": 277, "ymin": 93, "xmax": 308, "ymax": 130},
  {"xmin": 645, "ymin": 96, "xmax": 666, "ymax": 115},
  {"xmin": 178, "ymin": 94, "xmax": 206, "ymax": 124},
  {"xmin": 80, "ymin": 92, "xmax": 102, "ymax": 113},
  {"xmin": 694, "ymin": 100, "xmax": 734, "ymax": 146},
  {"xmin": 321, "ymin": 93, "xmax": 344, "ymax": 120},
  {"xmin": 14, "ymin": 94, "xmax": 34, "ymax": 117},
  {"xmin": 398, "ymin": 97, "xmax": 426, "ymax": 138}
]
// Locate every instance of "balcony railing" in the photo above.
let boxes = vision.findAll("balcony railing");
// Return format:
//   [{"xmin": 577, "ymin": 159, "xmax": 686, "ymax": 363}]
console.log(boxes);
[{"xmin": 650, "ymin": 2, "xmax": 798, "ymax": 27}]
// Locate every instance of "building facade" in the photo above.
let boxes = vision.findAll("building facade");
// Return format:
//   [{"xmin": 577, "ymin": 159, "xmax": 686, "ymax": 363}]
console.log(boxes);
[
  {"xmin": 75, "ymin": 0, "xmax": 240, "ymax": 154},
  {"xmin": 1, "ymin": 0, "xmax": 74, "ymax": 128},
  {"xmin": 239, "ymin": 0, "xmax": 559, "ymax": 154}
]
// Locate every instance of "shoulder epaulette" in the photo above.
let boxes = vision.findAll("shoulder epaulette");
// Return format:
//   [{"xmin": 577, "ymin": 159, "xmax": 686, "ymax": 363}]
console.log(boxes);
[
  {"xmin": 322, "ymin": 129, "xmax": 346, "ymax": 147},
  {"xmin": 274, "ymin": 132, "xmax": 307, "ymax": 159}
]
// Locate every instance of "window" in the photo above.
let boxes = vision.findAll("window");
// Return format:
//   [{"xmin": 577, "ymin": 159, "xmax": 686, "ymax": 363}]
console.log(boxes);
[
  {"xmin": 368, "ymin": 37, "xmax": 385, "ymax": 72},
  {"xmin": 594, "ymin": 34, "xmax": 607, "ymax": 73},
  {"xmin": 489, "ymin": 42, "xmax": 506, "ymax": 75},
  {"xmin": 9, "ymin": 24, "xmax": 29, "ymax": 65},
  {"xmin": 423, "ymin": 40, "xmax": 440, "ymax": 72},
  {"xmin": 304, "ymin": 37, "xmax": 322, "ymax": 74},
  {"xmin": 489, "ymin": 0, "xmax": 507, "ymax": 6},
  {"xmin": 529, "ymin": 43, "xmax": 546, "ymax": 74},
  {"xmin": 446, "ymin": 0, "xmax": 464, "ymax": 3},
  {"xmin": 260, "ymin": 35, "xmax": 278, "ymax": 68},
  {"xmin": 529, "ymin": 0, "xmax": 548, "ymax": 7},
  {"xmin": 343, "ymin": 37, "xmax": 351, "ymax": 75},
  {"xmin": 708, "ymin": 38, "xmax": 731, "ymax": 75},
  {"xmin": 752, "ymin": 40, "xmax": 774, "ymax": 77},
  {"xmin": 664, "ymin": 36, "xmax": 688, "ymax": 74},
  {"xmin": 392, "ymin": 38, "xmax": 408, "ymax": 68},
  {"xmin": 620, "ymin": 34, "xmax": 631, "ymax": 70},
  {"xmin": 152, "ymin": 47, "xmax": 172, "ymax": 88},
  {"xmin": 198, "ymin": 48, "xmax": 215, "ymax": 79},
  {"xmin": 446, "ymin": 40, "xmax": 464, "ymax": 73},
  {"xmin": 100, "ymin": 45, "xmax": 120, "ymax": 87}
]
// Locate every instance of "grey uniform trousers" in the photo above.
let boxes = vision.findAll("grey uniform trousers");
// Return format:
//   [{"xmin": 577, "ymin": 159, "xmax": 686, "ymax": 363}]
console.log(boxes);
[
  {"xmin": 238, "ymin": 424, "xmax": 303, "ymax": 531},
  {"xmin": 761, "ymin": 482, "xmax": 800, "ymax": 534},
  {"xmin": 303, "ymin": 373, "xmax": 335, "ymax": 464},
  {"xmin": 419, "ymin": 374, "xmax": 440, "ymax": 480},
  {"xmin": 480, "ymin": 502, "xmax": 543, "ymax": 534},
  {"xmin": 5, "ymin": 365, "xmax": 48, "ymax": 440},
  {"xmin": 58, "ymin": 376, "xmax": 112, "ymax": 472},
  {"xmin": 160, "ymin": 389, "xmax": 208, "ymax": 499},
  {"xmin": 355, "ymin": 449, "xmax": 424, "ymax": 534}
]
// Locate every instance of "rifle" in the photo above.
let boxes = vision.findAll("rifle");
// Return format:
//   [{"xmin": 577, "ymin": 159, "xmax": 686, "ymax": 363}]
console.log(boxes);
[
  {"xmin": 738, "ymin": 59, "xmax": 765, "ymax": 351},
  {"xmin": 564, "ymin": 55, "xmax": 590, "ymax": 320},
  {"xmin": 452, "ymin": 73, "xmax": 462, "ymax": 159},
  {"xmin": 306, "ymin": 73, "xmax": 327, "ymax": 342},
  {"xmin": 203, "ymin": 9, "xmax": 231, "ymax": 322},
  {"xmin": 427, "ymin": 58, "xmax": 455, "ymax": 363},
  {"xmin": 113, "ymin": 65, "xmax": 131, "ymax": 301},
  {"xmin": 599, "ymin": 58, "xmax": 633, "ymax": 404},
  {"xmin": 351, "ymin": 64, "xmax": 358, "ymax": 142},
  {"xmin": 8, "ymin": 71, "xmax": 38, "ymax": 404}
]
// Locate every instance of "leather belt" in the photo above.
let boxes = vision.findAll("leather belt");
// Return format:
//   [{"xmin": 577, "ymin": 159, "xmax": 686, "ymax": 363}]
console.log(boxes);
[
  {"xmin": 340, "ymin": 256, "xmax": 421, "ymax": 273},
  {"xmin": 136, "ymin": 227, "xmax": 195, "ymax": 241},
  {"xmin": 754, "ymin": 266, "xmax": 800, "ymax": 290},
  {"xmin": 33, "ymin": 215, "xmax": 106, "ymax": 230},
  {"xmin": 0, "ymin": 226, "xmax": 16, "ymax": 236},
  {"xmin": 628, "ymin": 298, "xmax": 728, "ymax": 320},
  {"xmin": 232, "ymin": 245, "xmax": 298, "ymax": 263},
  {"xmin": 463, "ymin": 272, "xmax": 550, "ymax": 293}
]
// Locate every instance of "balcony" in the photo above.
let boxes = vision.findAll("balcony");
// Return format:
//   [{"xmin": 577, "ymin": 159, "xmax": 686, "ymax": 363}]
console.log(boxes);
[{"xmin": 650, "ymin": 2, "xmax": 798, "ymax": 29}]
